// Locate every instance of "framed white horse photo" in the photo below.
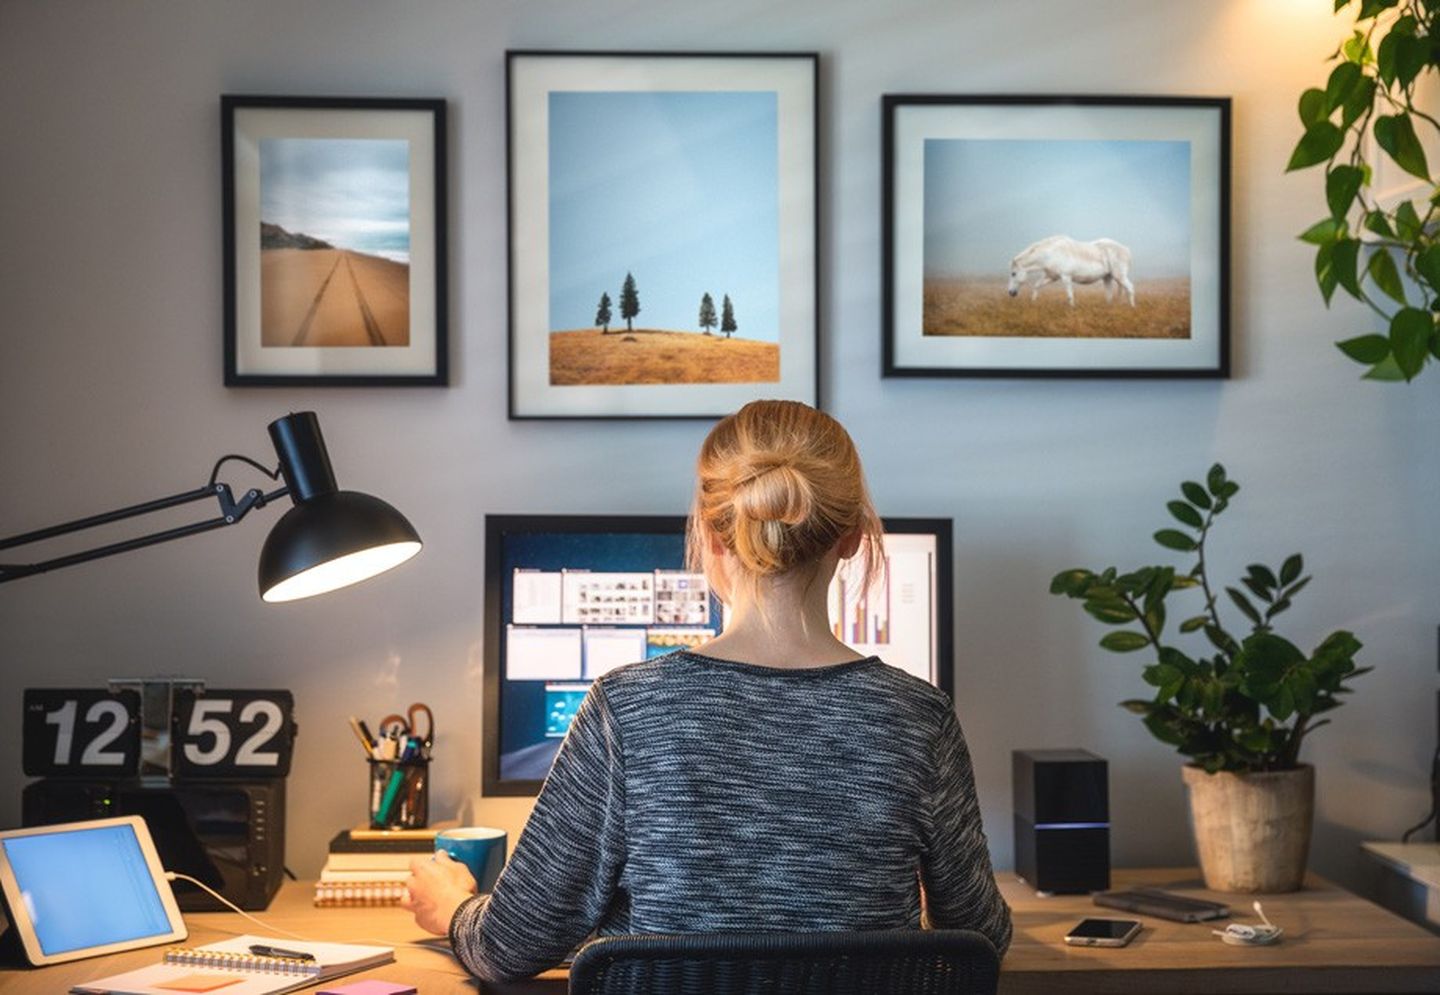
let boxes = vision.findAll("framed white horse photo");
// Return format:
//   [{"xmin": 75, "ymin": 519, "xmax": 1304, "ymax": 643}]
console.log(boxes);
[{"xmin": 882, "ymin": 95, "xmax": 1230, "ymax": 378}]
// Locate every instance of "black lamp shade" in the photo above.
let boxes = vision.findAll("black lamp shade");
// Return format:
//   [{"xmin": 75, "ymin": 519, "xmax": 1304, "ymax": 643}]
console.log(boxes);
[{"xmin": 258, "ymin": 490, "xmax": 421, "ymax": 603}]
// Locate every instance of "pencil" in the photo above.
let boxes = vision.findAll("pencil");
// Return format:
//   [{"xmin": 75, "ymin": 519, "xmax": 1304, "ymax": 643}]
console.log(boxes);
[{"xmin": 347, "ymin": 715, "xmax": 377, "ymax": 759}]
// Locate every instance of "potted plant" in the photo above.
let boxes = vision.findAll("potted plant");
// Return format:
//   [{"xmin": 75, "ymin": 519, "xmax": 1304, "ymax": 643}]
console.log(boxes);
[
  {"xmin": 1287, "ymin": 0, "xmax": 1439, "ymax": 381},
  {"xmin": 1050, "ymin": 464, "xmax": 1369, "ymax": 892}
]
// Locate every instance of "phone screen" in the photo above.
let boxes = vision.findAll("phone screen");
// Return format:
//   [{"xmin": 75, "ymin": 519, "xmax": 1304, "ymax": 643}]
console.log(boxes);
[{"xmin": 1068, "ymin": 918, "xmax": 1139, "ymax": 940}]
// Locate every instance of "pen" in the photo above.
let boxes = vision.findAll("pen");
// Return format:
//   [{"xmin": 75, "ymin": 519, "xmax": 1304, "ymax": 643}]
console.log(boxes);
[
  {"xmin": 357, "ymin": 719, "xmax": 378, "ymax": 750},
  {"xmin": 249, "ymin": 944, "xmax": 315, "ymax": 962},
  {"xmin": 347, "ymin": 716, "xmax": 376, "ymax": 759}
]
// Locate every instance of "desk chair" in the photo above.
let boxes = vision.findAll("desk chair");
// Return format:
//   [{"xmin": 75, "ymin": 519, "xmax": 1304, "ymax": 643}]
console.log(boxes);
[{"xmin": 568, "ymin": 929, "xmax": 1000, "ymax": 995}]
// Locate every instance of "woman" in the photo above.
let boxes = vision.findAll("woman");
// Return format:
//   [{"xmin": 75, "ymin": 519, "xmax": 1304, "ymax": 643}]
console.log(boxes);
[{"xmin": 402, "ymin": 400, "xmax": 1013, "ymax": 980}]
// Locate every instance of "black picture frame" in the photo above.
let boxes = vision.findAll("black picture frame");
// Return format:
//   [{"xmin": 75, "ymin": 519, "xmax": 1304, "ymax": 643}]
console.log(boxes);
[
  {"xmin": 506, "ymin": 51, "xmax": 820, "ymax": 419},
  {"xmin": 222, "ymin": 95, "xmax": 448, "ymax": 386},
  {"xmin": 882, "ymin": 95, "xmax": 1230, "ymax": 379}
]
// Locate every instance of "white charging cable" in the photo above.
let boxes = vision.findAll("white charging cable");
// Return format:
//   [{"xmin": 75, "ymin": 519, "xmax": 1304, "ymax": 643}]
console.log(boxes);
[{"xmin": 1212, "ymin": 901, "xmax": 1284, "ymax": 946}]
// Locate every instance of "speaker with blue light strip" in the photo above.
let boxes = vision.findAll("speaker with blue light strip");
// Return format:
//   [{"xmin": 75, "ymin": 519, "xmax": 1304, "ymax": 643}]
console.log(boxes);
[{"xmin": 1013, "ymin": 749, "xmax": 1110, "ymax": 895}]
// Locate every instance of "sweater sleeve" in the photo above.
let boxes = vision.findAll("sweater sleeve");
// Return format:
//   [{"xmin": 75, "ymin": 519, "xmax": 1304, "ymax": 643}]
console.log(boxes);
[
  {"xmin": 919, "ymin": 707, "xmax": 1013, "ymax": 956},
  {"xmin": 449, "ymin": 681, "xmax": 626, "ymax": 981}
]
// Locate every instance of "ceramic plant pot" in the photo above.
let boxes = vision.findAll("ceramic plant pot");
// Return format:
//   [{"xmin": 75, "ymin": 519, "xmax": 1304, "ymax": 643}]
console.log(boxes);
[{"xmin": 1180, "ymin": 763, "xmax": 1315, "ymax": 893}]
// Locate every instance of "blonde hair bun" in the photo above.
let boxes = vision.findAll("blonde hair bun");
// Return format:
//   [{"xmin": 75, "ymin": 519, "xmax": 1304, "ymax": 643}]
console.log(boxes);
[{"xmin": 688, "ymin": 400, "xmax": 883, "ymax": 591}]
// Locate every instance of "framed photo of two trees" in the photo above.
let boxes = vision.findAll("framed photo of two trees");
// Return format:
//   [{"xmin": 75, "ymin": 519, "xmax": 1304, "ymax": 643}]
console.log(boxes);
[{"xmin": 507, "ymin": 52, "xmax": 819, "ymax": 418}]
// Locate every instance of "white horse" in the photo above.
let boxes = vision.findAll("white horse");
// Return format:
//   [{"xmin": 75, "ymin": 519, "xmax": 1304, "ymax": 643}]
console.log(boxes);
[{"xmin": 1007, "ymin": 235, "xmax": 1135, "ymax": 307}]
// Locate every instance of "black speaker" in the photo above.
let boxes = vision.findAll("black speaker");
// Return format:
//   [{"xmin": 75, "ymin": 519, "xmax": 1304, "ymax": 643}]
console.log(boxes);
[{"xmin": 1013, "ymin": 749, "xmax": 1109, "ymax": 894}]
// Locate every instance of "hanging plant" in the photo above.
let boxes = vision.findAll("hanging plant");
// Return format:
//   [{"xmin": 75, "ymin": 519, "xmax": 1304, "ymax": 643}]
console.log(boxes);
[{"xmin": 1288, "ymin": 0, "xmax": 1439, "ymax": 381}]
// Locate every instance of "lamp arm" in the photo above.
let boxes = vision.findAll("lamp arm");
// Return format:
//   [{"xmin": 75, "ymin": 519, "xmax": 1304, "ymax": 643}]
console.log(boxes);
[{"xmin": 0, "ymin": 482, "xmax": 290, "ymax": 584}]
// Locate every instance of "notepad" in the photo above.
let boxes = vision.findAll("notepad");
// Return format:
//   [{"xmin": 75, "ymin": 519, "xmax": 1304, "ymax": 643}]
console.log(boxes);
[{"xmin": 70, "ymin": 934, "xmax": 393, "ymax": 995}]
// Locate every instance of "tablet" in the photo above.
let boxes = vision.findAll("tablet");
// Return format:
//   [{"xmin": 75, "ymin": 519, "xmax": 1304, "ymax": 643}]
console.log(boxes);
[{"xmin": 0, "ymin": 816, "xmax": 187, "ymax": 966}]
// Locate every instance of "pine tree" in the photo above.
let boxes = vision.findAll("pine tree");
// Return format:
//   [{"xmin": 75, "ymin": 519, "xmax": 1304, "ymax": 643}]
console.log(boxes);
[
  {"xmin": 595, "ymin": 292, "xmax": 613, "ymax": 334},
  {"xmin": 619, "ymin": 272, "xmax": 641, "ymax": 332},
  {"xmin": 721, "ymin": 294, "xmax": 737, "ymax": 339},
  {"xmin": 698, "ymin": 292, "xmax": 717, "ymax": 335}
]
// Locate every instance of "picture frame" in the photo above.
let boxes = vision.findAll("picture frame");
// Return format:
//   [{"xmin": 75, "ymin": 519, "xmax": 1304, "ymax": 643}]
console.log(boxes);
[
  {"xmin": 222, "ymin": 96, "xmax": 447, "ymax": 386},
  {"xmin": 883, "ymin": 95, "xmax": 1230, "ymax": 379},
  {"xmin": 507, "ymin": 51, "xmax": 819, "ymax": 419}
]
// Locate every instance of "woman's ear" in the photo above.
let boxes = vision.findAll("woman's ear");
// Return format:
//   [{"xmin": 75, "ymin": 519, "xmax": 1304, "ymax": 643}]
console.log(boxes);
[
  {"xmin": 707, "ymin": 527, "xmax": 727, "ymax": 558},
  {"xmin": 836, "ymin": 526, "xmax": 863, "ymax": 560}
]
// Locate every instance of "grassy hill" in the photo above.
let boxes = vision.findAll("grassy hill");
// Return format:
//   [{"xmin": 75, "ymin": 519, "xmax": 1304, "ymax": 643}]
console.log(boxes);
[
  {"xmin": 550, "ymin": 328, "xmax": 780, "ymax": 385},
  {"xmin": 923, "ymin": 276, "xmax": 1191, "ymax": 339}
]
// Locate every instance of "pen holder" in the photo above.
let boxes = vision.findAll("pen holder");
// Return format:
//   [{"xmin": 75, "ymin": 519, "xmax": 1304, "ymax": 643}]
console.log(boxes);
[{"xmin": 368, "ymin": 757, "xmax": 429, "ymax": 830}]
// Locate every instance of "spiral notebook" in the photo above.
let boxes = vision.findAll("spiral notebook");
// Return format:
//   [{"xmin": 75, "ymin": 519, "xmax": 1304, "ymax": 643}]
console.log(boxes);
[{"xmin": 71, "ymin": 935, "xmax": 393, "ymax": 995}]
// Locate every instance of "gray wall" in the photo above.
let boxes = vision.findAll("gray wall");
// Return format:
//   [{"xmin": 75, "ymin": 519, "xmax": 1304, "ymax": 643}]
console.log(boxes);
[{"xmin": 2, "ymin": 0, "xmax": 1435, "ymax": 891}]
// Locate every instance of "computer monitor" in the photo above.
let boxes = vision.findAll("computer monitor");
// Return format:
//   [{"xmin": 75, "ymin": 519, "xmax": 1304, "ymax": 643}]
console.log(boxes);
[{"xmin": 482, "ymin": 514, "xmax": 953, "ymax": 795}]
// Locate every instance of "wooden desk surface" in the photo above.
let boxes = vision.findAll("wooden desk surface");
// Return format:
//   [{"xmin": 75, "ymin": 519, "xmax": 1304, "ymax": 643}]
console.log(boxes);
[{"xmin": 3, "ymin": 868, "xmax": 1438, "ymax": 994}]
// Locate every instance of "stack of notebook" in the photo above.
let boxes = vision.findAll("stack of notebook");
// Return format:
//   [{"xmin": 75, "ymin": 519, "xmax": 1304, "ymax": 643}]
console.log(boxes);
[{"xmin": 314, "ymin": 828, "xmax": 436, "ymax": 908}]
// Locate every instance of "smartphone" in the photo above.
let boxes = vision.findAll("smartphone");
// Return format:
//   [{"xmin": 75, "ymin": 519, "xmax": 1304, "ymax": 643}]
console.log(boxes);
[{"xmin": 1064, "ymin": 917, "xmax": 1143, "ymax": 947}]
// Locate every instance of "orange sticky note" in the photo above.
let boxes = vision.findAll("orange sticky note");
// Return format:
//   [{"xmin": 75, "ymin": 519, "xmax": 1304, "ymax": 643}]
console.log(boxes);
[{"xmin": 154, "ymin": 975, "xmax": 244, "ymax": 993}]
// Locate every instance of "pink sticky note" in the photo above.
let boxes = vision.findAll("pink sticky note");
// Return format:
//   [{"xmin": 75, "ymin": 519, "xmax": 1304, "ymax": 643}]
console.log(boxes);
[{"xmin": 316, "ymin": 982, "xmax": 417, "ymax": 995}]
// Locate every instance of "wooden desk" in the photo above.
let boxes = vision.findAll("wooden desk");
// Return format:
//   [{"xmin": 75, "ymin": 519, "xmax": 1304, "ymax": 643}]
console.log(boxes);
[{"xmin": 3, "ymin": 868, "xmax": 1438, "ymax": 993}]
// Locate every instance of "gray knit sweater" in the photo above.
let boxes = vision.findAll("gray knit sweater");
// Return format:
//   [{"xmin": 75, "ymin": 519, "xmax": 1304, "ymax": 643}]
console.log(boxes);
[{"xmin": 450, "ymin": 651, "xmax": 1013, "ymax": 981}]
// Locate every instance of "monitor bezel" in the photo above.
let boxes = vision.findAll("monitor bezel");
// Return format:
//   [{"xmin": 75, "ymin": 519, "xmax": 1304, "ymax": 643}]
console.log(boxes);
[
  {"xmin": 0, "ymin": 815, "xmax": 188, "ymax": 965},
  {"xmin": 482, "ymin": 513, "xmax": 954, "ymax": 796}
]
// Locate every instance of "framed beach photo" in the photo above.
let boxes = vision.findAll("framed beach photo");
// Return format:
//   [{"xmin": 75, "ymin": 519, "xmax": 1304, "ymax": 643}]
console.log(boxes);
[
  {"xmin": 507, "ymin": 51, "xmax": 818, "ymax": 419},
  {"xmin": 883, "ymin": 95, "xmax": 1230, "ymax": 378},
  {"xmin": 223, "ymin": 96, "xmax": 447, "ymax": 386}
]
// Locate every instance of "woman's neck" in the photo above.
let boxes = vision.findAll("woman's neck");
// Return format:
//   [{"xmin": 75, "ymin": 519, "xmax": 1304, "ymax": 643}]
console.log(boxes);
[{"xmin": 697, "ymin": 564, "xmax": 866, "ymax": 669}]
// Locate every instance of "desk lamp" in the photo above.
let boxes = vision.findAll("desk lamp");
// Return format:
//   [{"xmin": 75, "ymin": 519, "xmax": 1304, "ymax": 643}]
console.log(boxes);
[{"xmin": 0, "ymin": 411, "xmax": 421, "ymax": 601}]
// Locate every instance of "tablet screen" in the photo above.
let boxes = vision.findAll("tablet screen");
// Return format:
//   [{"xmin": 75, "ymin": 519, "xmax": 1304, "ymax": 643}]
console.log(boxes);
[{"xmin": 1, "ymin": 822, "xmax": 174, "ymax": 955}]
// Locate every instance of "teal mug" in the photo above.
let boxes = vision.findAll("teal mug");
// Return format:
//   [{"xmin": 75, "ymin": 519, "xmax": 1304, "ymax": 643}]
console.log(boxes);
[{"xmin": 435, "ymin": 827, "xmax": 507, "ymax": 893}]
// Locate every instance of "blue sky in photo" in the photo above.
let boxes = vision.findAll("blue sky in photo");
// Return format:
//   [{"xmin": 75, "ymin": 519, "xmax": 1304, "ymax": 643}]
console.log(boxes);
[
  {"xmin": 260, "ymin": 138, "xmax": 411, "ymax": 263},
  {"xmin": 923, "ymin": 139, "xmax": 1190, "ymax": 278},
  {"xmin": 548, "ymin": 90, "xmax": 779, "ymax": 340}
]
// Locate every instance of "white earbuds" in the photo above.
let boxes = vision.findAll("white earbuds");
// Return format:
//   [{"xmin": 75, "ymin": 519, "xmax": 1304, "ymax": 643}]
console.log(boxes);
[{"xmin": 1212, "ymin": 901, "xmax": 1283, "ymax": 946}]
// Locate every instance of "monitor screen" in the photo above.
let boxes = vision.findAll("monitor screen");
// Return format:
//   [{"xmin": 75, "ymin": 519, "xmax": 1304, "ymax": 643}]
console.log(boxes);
[
  {"xmin": 0, "ymin": 822, "xmax": 175, "ymax": 956},
  {"xmin": 483, "ymin": 514, "xmax": 953, "ymax": 795}
]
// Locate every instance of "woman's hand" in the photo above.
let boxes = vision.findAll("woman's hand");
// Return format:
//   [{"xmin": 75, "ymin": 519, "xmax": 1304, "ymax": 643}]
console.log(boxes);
[{"xmin": 399, "ymin": 851, "xmax": 479, "ymax": 935}]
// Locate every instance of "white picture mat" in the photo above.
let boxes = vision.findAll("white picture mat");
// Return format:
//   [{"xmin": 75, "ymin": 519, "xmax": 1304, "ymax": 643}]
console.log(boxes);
[
  {"xmin": 890, "ymin": 102, "xmax": 1224, "ymax": 371},
  {"xmin": 232, "ymin": 106, "xmax": 438, "ymax": 377},
  {"xmin": 509, "ymin": 55, "xmax": 816, "ymax": 416}
]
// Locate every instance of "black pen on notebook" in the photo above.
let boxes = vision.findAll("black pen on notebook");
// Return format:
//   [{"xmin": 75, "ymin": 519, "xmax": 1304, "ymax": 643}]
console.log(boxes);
[{"xmin": 249, "ymin": 944, "xmax": 316, "ymax": 962}]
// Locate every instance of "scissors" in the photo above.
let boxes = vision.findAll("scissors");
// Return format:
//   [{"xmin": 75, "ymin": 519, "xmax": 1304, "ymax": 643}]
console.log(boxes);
[{"xmin": 377, "ymin": 702, "xmax": 434, "ymax": 749}]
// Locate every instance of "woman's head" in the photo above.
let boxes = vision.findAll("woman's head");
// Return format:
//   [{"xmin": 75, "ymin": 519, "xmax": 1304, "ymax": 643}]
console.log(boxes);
[{"xmin": 687, "ymin": 400, "xmax": 883, "ymax": 603}]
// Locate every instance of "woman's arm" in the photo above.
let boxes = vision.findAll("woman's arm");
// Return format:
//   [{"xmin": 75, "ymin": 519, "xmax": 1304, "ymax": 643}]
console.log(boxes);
[
  {"xmin": 919, "ymin": 708, "xmax": 1013, "ymax": 956},
  {"xmin": 447, "ymin": 682, "xmax": 627, "ymax": 981}
]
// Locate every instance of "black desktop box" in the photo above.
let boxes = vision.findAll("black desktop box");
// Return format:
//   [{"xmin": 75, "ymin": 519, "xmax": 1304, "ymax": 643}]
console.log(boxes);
[
  {"xmin": 1013, "ymin": 749, "xmax": 1110, "ymax": 894},
  {"xmin": 21, "ymin": 777, "xmax": 285, "ymax": 911}
]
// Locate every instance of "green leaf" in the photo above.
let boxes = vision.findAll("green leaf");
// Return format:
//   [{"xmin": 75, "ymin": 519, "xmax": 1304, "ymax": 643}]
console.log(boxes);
[
  {"xmin": 1247, "ymin": 564, "xmax": 1279, "ymax": 590},
  {"xmin": 1146, "ymin": 601, "xmax": 1167, "ymax": 639},
  {"xmin": 1316, "ymin": 243, "xmax": 1339, "ymax": 305},
  {"xmin": 1227, "ymin": 587, "xmax": 1263, "ymax": 626},
  {"xmin": 1280, "ymin": 554, "xmax": 1303, "ymax": 586},
  {"xmin": 1181, "ymin": 481, "xmax": 1211, "ymax": 509},
  {"xmin": 1119, "ymin": 699, "xmax": 1153, "ymax": 715},
  {"xmin": 1154, "ymin": 529, "xmax": 1199, "ymax": 552},
  {"xmin": 1363, "ymin": 354, "xmax": 1407, "ymax": 380},
  {"xmin": 1364, "ymin": 211, "xmax": 1394, "ymax": 238},
  {"xmin": 1205, "ymin": 624, "xmax": 1240, "ymax": 658},
  {"xmin": 1337, "ymin": 334, "xmax": 1391, "ymax": 364},
  {"xmin": 1341, "ymin": 76, "xmax": 1376, "ymax": 129},
  {"xmin": 1298, "ymin": 87, "xmax": 1328, "ymax": 127},
  {"xmin": 1167, "ymin": 500, "xmax": 1203, "ymax": 529},
  {"xmin": 1390, "ymin": 307, "xmax": 1432, "ymax": 380},
  {"xmin": 1180, "ymin": 615, "xmax": 1209, "ymax": 633},
  {"xmin": 1049, "ymin": 568, "xmax": 1094, "ymax": 596},
  {"xmin": 1326, "ymin": 165, "xmax": 1365, "ymax": 219},
  {"xmin": 1218, "ymin": 481, "xmax": 1240, "ymax": 500},
  {"xmin": 1374, "ymin": 114, "xmax": 1429, "ymax": 180},
  {"xmin": 1085, "ymin": 600, "xmax": 1138, "ymax": 625},
  {"xmin": 1206, "ymin": 464, "xmax": 1227, "ymax": 495},
  {"xmin": 1416, "ymin": 245, "xmax": 1440, "ymax": 290},
  {"xmin": 1332, "ymin": 238, "xmax": 1363, "ymax": 299},
  {"xmin": 1325, "ymin": 62, "xmax": 1363, "ymax": 111},
  {"xmin": 1395, "ymin": 200, "xmax": 1422, "ymax": 240},
  {"xmin": 1143, "ymin": 662, "xmax": 1182, "ymax": 688},
  {"xmin": 1377, "ymin": 30, "xmax": 1399, "ymax": 85},
  {"xmin": 1100, "ymin": 631, "xmax": 1151, "ymax": 653},
  {"xmin": 1287, "ymin": 121, "xmax": 1345, "ymax": 171},
  {"xmin": 1242, "ymin": 576, "xmax": 1275, "ymax": 604},
  {"xmin": 1396, "ymin": 35, "xmax": 1428, "ymax": 87},
  {"xmin": 1367, "ymin": 249, "xmax": 1407, "ymax": 305},
  {"xmin": 1299, "ymin": 216, "xmax": 1346, "ymax": 244}
]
